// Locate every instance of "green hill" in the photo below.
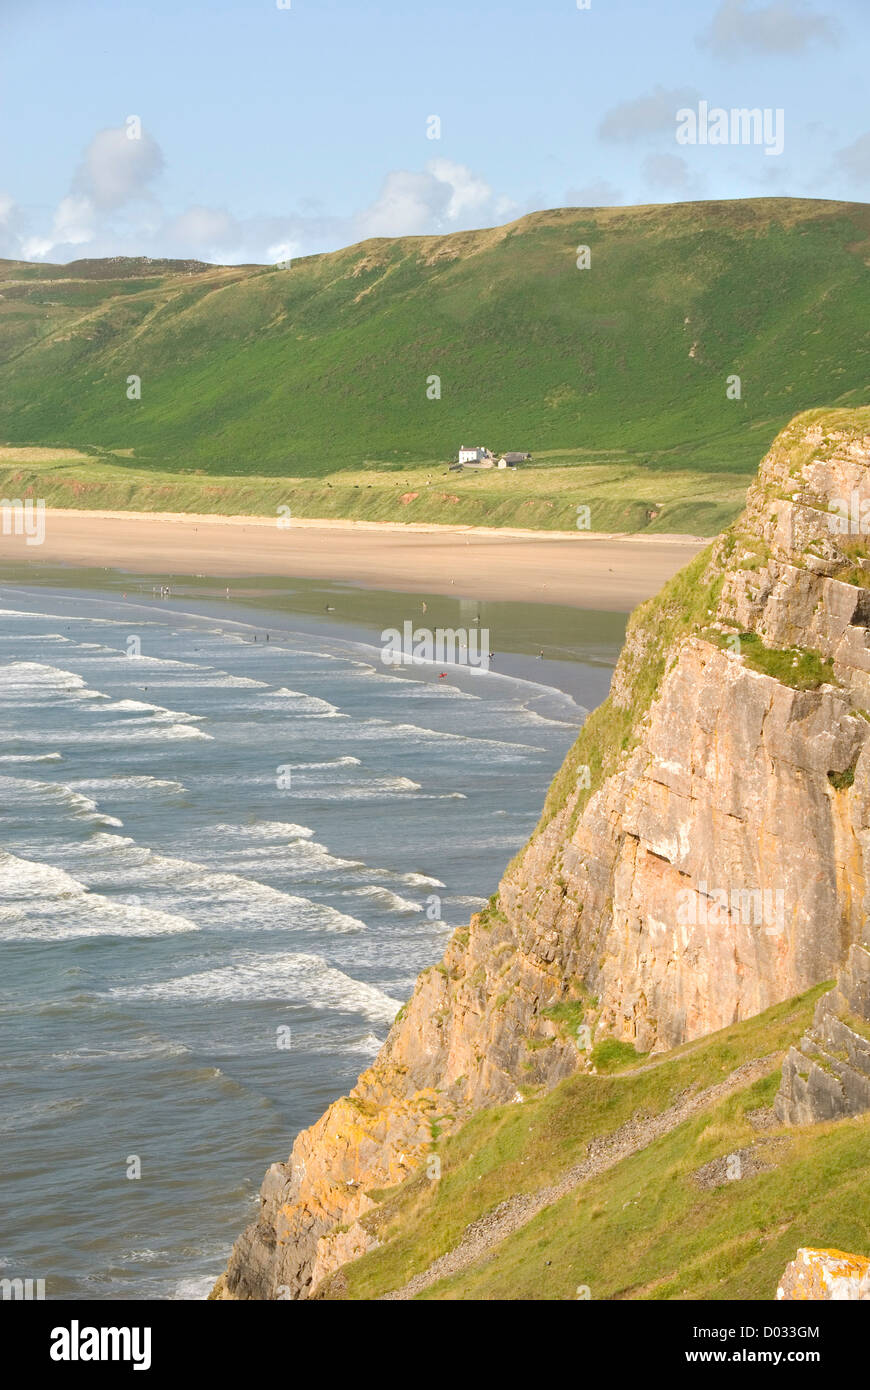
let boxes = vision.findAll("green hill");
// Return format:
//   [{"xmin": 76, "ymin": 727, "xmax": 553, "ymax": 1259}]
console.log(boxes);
[{"xmin": 1, "ymin": 197, "xmax": 868, "ymax": 532}]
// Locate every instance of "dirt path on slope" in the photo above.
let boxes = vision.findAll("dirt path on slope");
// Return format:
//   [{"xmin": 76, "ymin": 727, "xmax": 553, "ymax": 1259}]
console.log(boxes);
[{"xmin": 379, "ymin": 1053, "xmax": 778, "ymax": 1300}]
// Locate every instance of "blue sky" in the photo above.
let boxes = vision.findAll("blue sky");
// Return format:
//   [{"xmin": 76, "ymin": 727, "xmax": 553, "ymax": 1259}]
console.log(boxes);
[{"xmin": 1, "ymin": 0, "xmax": 867, "ymax": 264}]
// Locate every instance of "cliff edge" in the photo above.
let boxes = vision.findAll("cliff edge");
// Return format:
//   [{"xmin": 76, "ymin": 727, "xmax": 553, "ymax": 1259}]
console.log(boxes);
[{"xmin": 213, "ymin": 406, "xmax": 870, "ymax": 1300}]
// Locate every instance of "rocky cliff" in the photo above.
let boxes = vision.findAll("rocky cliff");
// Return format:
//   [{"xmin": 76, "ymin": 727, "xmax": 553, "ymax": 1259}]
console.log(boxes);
[
  {"xmin": 213, "ymin": 406, "xmax": 870, "ymax": 1300},
  {"xmin": 776, "ymin": 943, "xmax": 870, "ymax": 1123}
]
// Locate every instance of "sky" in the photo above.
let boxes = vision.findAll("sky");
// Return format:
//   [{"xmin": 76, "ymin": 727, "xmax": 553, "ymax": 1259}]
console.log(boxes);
[{"xmin": 0, "ymin": 0, "xmax": 868, "ymax": 266}]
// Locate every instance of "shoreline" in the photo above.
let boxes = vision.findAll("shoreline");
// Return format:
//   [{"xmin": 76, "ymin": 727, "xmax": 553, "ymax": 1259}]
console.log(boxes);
[
  {"xmin": 35, "ymin": 507, "xmax": 710, "ymax": 543},
  {"xmin": 0, "ymin": 575, "xmax": 622, "ymax": 716},
  {"xmin": 6, "ymin": 508, "xmax": 708, "ymax": 612}
]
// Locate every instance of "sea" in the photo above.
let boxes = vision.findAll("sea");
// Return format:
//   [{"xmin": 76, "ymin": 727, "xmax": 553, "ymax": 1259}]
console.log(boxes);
[{"xmin": 0, "ymin": 568, "xmax": 624, "ymax": 1299}]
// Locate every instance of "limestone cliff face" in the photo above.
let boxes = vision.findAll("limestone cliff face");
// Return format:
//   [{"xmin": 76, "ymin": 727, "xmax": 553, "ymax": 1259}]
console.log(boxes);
[
  {"xmin": 213, "ymin": 409, "xmax": 870, "ymax": 1300},
  {"xmin": 776, "ymin": 943, "xmax": 870, "ymax": 1124}
]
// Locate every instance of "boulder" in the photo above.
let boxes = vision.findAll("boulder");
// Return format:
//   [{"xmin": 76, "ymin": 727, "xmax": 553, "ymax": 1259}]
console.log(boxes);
[{"xmin": 777, "ymin": 1248, "xmax": 870, "ymax": 1300}]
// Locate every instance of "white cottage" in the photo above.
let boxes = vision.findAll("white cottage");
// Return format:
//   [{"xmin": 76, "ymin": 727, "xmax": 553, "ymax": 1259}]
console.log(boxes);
[{"xmin": 457, "ymin": 445, "xmax": 493, "ymax": 466}]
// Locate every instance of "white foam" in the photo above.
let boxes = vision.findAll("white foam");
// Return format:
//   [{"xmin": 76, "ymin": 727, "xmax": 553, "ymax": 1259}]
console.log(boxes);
[
  {"xmin": 0, "ymin": 607, "xmax": 118, "ymax": 624},
  {"xmin": 70, "ymin": 835, "xmax": 367, "ymax": 932},
  {"xmin": 0, "ymin": 775, "xmax": 124, "ymax": 826},
  {"xmin": 0, "ymin": 661, "xmax": 110, "ymax": 700},
  {"xmin": 0, "ymin": 850, "xmax": 198, "ymax": 940},
  {"xmin": 209, "ymin": 822, "xmax": 315, "ymax": 842},
  {"xmin": 131, "ymin": 666, "xmax": 266, "ymax": 686},
  {"xmin": 97, "ymin": 699, "xmax": 203, "ymax": 723},
  {"xmin": 340, "ymin": 885, "xmax": 423, "ymax": 914},
  {"xmin": 170, "ymin": 1276, "xmax": 215, "ymax": 1301},
  {"xmin": 177, "ymin": 831, "xmax": 361, "ymax": 878},
  {"xmin": 106, "ymin": 951, "xmax": 402, "ymax": 1023},
  {"xmin": 339, "ymin": 1031, "xmax": 385, "ymax": 1056},
  {"xmin": 0, "ymin": 753, "xmax": 62, "ymax": 763},
  {"xmin": 271, "ymin": 688, "xmax": 346, "ymax": 716},
  {"xmin": 101, "ymin": 652, "xmax": 205, "ymax": 670},
  {"xmin": 290, "ymin": 775, "xmax": 426, "ymax": 801},
  {"xmin": 137, "ymin": 722, "xmax": 212, "ymax": 741},
  {"xmin": 377, "ymin": 680, "xmax": 480, "ymax": 701},
  {"xmin": 0, "ymin": 851, "xmax": 84, "ymax": 900},
  {"xmin": 205, "ymin": 673, "xmax": 270, "ymax": 688},
  {"xmin": 512, "ymin": 706, "xmax": 579, "ymax": 729},
  {"xmin": 85, "ymin": 832, "xmax": 136, "ymax": 850},
  {"xmin": 287, "ymin": 756, "xmax": 361, "ymax": 770},
  {"xmin": 52, "ymin": 1039, "xmax": 190, "ymax": 1063},
  {"xmin": 395, "ymin": 870, "xmax": 446, "ymax": 888},
  {"xmin": 7, "ymin": 722, "xmax": 214, "ymax": 744},
  {"xmin": 336, "ymin": 719, "xmax": 545, "ymax": 753},
  {"xmin": 66, "ymin": 776, "xmax": 188, "ymax": 797}
]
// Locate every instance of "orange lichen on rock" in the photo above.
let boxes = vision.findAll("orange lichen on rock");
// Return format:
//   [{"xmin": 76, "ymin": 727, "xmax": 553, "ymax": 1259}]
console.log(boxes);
[{"xmin": 777, "ymin": 1247, "xmax": 870, "ymax": 1300}]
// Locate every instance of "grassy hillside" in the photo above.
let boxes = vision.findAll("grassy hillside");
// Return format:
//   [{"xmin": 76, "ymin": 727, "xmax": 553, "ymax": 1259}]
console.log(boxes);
[
  {"xmin": 1, "ymin": 198, "xmax": 868, "ymax": 532},
  {"xmin": 315, "ymin": 986, "xmax": 870, "ymax": 1301},
  {"xmin": 0, "ymin": 446, "xmax": 749, "ymax": 534}
]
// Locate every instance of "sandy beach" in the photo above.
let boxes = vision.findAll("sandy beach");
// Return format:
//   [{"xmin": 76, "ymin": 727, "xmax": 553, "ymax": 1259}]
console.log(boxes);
[{"xmin": 8, "ymin": 509, "xmax": 708, "ymax": 612}]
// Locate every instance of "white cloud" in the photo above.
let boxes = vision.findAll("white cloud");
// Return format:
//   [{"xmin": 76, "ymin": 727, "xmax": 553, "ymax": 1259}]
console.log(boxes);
[
  {"xmin": 599, "ymin": 86, "xmax": 701, "ymax": 143},
  {"xmin": 357, "ymin": 168, "xmax": 452, "ymax": 238},
  {"xmin": 8, "ymin": 126, "xmax": 511, "ymax": 264},
  {"xmin": 426, "ymin": 158, "xmax": 494, "ymax": 221},
  {"xmin": 168, "ymin": 206, "xmax": 240, "ymax": 251},
  {"xmin": 356, "ymin": 160, "xmax": 511, "ymax": 239},
  {"xmin": 49, "ymin": 195, "xmax": 95, "ymax": 247},
  {"xmin": 0, "ymin": 194, "xmax": 30, "ymax": 259},
  {"xmin": 72, "ymin": 125, "xmax": 164, "ymax": 211},
  {"xmin": 642, "ymin": 154, "xmax": 704, "ymax": 196},
  {"xmin": 18, "ymin": 124, "xmax": 166, "ymax": 262},
  {"xmin": 699, "ymin": 0, "xmax": 836, "ymax": 58},
  {"xmin": 266, "ymin": 239, "xmax": 301, "ymax": 265}
]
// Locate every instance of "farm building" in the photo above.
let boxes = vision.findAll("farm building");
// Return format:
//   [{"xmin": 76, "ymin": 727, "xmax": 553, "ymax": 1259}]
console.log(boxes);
[{"xmin": 457, "ymin": 445, "xmax": 494, "ymax": 466}]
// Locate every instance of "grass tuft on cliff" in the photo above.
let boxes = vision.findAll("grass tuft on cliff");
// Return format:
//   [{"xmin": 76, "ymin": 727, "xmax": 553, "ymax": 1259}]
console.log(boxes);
[{"xmin": 706, "ymin": 631, "xmax": 835, "ymax": 690}]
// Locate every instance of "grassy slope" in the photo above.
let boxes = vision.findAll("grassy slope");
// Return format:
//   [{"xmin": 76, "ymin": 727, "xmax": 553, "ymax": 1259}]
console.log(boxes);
[
  {"xmin": 0, "ymin": 450, "xmax": 750, "ymax": 535},
  {"xmin": 0, "ymin": 198, "xmax": 868, "ymax": 532},
  {"xmin": 318, "ymin": 985, "xmax": 870, "ymax": 1301}
]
